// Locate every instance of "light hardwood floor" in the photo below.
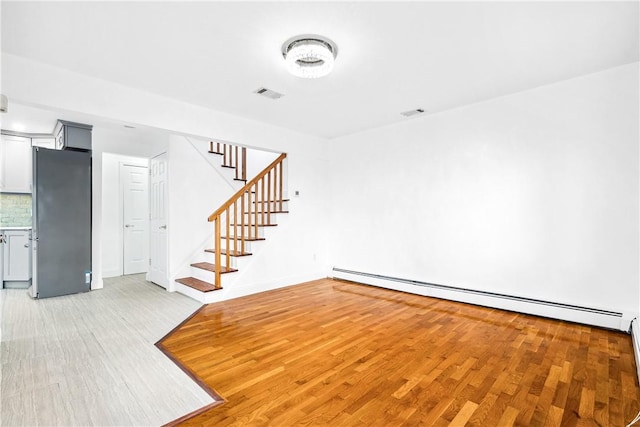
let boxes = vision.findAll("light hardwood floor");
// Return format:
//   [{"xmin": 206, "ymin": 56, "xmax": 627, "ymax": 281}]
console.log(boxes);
[
  {"xmin": 161, "ymin": 278, "xmax": 640, "ymax": 426},
  {"xmin": 0, "ymin": 274, "xmax": 215, "ymax": 426}
]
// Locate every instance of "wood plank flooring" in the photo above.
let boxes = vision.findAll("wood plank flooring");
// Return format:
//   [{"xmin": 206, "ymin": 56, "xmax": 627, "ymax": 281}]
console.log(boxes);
[
  {"xmin": 0, "ymin": 274, "xmax": 215, "ymax": 426},
  {"xmin": 160, "ymin": 278, "xmax": 640, "ymax": 426}
]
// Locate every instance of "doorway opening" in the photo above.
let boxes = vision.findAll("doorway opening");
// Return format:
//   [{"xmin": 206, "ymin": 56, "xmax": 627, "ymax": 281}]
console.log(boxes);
[{"xmin": 101, "ymin": 153, "xmax": 149, "ymax": 278}]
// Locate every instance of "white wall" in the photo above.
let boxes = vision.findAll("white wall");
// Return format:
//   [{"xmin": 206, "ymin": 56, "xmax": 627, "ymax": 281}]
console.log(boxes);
[
  {"xmin": 329, "ymin": 63, "xmax": 639, "ymax": 320},
  {"xmin": 101, "ymin": 153, "xmax": 149, "ymax": 278},
  {"xmin": 1, "ymin": 54, "xmax": 332, "ymax": 291},
  {"xmin": 245, "ymin": 147, "xmax": 280, "ymax": 183},
  {"xmin": 167, "ymin": 135, "xmax": 234, "ymax": 281}
]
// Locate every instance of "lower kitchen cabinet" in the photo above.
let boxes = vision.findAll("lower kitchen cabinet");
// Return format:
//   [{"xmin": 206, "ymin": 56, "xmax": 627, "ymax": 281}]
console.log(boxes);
[{"xmin": 2, "ymin": 229, "xmax": 32, "ymax": 286}]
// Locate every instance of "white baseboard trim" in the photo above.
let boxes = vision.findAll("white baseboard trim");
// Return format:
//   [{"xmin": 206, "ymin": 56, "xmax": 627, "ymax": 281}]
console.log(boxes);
[
  {"xmin": 102, "ymin": 269, "xmax": 122, "ymax": 279},
  {"xmin": 332, "ymin": 267, "xmax": 631, "ymax": 332},
  {"xmin": 204, "ymin": 271, "xmax": 327, "ymax": 304},
  {"xmin": 632, "ymin": 319, "xmax": 640, "ymax": 387}
]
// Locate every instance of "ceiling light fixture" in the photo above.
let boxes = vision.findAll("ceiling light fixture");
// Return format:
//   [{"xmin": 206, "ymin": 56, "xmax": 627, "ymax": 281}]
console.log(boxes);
[{"xmin": 282, "ymin": 35, "xmax": 338, "ymax": 79}]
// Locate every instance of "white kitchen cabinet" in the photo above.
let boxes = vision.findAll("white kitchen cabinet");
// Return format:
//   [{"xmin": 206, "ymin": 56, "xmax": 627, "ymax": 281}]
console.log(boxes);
[
  {"xmin": 0, "ymin": 135, "xmax": 32, "ymax": 193},
  {"xmin": 2, "ymin": 229, "xmax": 32, "ymax": 283}
]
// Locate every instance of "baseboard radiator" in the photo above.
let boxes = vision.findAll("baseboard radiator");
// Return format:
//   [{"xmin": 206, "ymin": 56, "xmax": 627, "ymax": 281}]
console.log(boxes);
[{"xmin": 332, "ymin": 267, "xmax": 630, "ymax": 332}]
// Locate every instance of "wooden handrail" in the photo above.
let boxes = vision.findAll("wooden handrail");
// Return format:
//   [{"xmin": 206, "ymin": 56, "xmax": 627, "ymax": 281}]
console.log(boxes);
[
  {"xmin": 207, "ymin": 152, "xmax": 287, "ymax": 288},
  {"xmin": 208, "ymin": 153, "xmax": 286, "ymax": 221}
]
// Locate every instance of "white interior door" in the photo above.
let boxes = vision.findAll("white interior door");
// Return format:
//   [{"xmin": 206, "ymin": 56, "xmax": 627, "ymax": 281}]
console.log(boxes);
[
  {"xmin": 121, "ymin": 164, "xmax": 149, "ymax": 275},
  {"xmin": 149, "ymin": 153, "xmax": 169, "ymax": 288}
]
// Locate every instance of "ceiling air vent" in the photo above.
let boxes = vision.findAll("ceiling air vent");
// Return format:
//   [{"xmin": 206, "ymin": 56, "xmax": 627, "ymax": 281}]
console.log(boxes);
[
  {"xmin": 400, "ymin": 108, "xmax": 425, "ymax": 118},
  {"xmin": 254, "ymin": 87, "xmax": 284, "ymax": 100}
]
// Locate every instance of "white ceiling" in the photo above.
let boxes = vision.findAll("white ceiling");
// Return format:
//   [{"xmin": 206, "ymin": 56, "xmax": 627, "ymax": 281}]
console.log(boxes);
[{"xmin": 2, "ymin": 1, "xmax": 638, "ymax": 139}]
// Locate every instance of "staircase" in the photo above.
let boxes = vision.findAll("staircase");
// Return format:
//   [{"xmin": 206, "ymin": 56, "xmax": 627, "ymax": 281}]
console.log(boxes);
[{"xmin": 175, "ymin": 141, "xmax": 288, "ymax": 298}]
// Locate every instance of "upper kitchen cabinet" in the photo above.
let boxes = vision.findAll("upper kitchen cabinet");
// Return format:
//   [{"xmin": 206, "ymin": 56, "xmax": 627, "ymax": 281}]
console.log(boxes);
[
  {"xmin": 0, "ymin": 135, "xmax": 32, "ymax": 193},
  {"xmin": 54, "ymin": 120, "xmax": 92, "ymax": 151}
]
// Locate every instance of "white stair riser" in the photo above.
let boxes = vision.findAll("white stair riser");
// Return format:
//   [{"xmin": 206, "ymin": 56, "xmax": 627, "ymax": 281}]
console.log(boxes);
[
  {"xmin": 203, "ymin": 253, "xmax": 238, "ymax": 269},
  {"xmin": 203, "ymin": 251, "xmax": 257, "ymax": 269},
  {"xmin": 190, "ymin": 263, "xmax": 244, "ymax": 285},
  {"xmin": 174, "ymin": 282, "xmax": 207, "ymax": 303},
  {"xmin": 216, "ymin": 240, "xmax": 253, "ymax": 253},
  {"xmin": 219, "ymin": 227, "xmax": 265, "ymax": 239},
  {"xmin": 191, "ymin": 267, "xmax": 219, "ymax": 284},
  {"xmin": 240, "ymin": 213, "xmax": 279, "ymax": 224}
]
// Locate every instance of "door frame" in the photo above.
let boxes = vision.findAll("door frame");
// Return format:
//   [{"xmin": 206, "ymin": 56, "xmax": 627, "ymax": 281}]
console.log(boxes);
[
  {"xmin": 100, "ymin": 153, "xmax": 150, "ymax": 278},
  {"xmin": 147, "ymin": 151, "xmax": 171, "ymax": 290}
]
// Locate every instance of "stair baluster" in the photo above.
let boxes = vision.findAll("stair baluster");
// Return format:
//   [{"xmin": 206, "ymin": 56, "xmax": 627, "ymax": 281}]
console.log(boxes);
[
  {"xmin": 206, "ymin": 153, "xmax": 287, "ymax": 289},
  {"xmin": 242, "ymin": 147, "xmax": 247, "ymax": 184},
  {"xmin": 209, "ymin": 141, "xmax": 247, "ymax": 182}
]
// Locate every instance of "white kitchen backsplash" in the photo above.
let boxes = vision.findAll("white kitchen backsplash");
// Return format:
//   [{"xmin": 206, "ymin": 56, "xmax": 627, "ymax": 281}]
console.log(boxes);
[{"xmin": 0, "ymin": 193, "xmax": 32, "ymax": 227}]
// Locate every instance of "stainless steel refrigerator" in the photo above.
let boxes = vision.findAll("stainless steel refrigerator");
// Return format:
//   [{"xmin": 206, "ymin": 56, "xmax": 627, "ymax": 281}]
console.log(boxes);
[{"xmin": 31, "ymin": 147, "xmax": 92, "ymax": 298}]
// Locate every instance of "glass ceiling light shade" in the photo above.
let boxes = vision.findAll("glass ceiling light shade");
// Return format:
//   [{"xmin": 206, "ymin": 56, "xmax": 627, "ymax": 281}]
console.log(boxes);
[{"xmin": 282, "ymin": 35, "xmax": 338, "ymax": 79}]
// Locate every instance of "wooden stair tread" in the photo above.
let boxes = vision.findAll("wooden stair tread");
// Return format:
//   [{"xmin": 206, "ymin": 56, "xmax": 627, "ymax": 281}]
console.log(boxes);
[
  {"xmin": 221, "ymin": 235, "xmax": 265, "ymax": 241},
  {"xmin": 175, "ymin": 277, "xmax": 221, "ymax": 292},
  {"xmin": 190, "ymin": 262, "xmax": 238, "ymax": 274},
  {"xmin": 205, "ymin": 248, "xmax": 252, "ymax": 257}
]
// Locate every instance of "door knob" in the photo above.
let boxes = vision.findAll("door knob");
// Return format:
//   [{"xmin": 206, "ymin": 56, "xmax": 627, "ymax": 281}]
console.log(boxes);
[
  {"xmin": 24, "ymin": 243, "xmax": 29, "ymax": 248},
  {"xmin": 159, "ymin": 225, "xmax": 167, "ymax": 230},
  {"xmin": 125, "ymin": 224, "xmax": 133, "ymax": 228}
]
